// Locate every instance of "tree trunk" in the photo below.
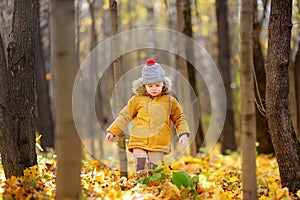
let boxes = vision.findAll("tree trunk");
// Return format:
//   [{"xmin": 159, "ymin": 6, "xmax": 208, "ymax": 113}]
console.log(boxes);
[
  {"xmin": 0, "ymin": 0, "xmax": 13, "ymax": 48},
  {"xmin": 176, "ymin": 0, "xmax": 193, "ymax": 154},
  {"xmin": 88, "ymin": 0, "xmax": 98, "ymax": 51},
  {"xmin": 0, "ymin": 0, "xmax": 38, "ymax": 178},
  {"xmin": 96, "ymin": 20, "xmax": 114, "ymax": 158},
  {"xmin": 293, "ymin": 2, "xmax": 300, "ymax": 138},
  {"xmin": 99, "ymin": 0, "xmax": 114, "ymax": 138},
  {"xmin": 294, "ymin": 40, "xmax": 300, "ymax": 139},
  {"xmin": 240, "ymin": 0, "xmax": 258, "ymax": 199},
  {"xmin": 51, "ymin": 0, "xmax": 82, "ymax": 199},
  {"xmin": 76, "ymin": 0, "xmax": 82, "ymax": 62},
  {"xmin": 216, "ymin": 0, "xmax": 237, "ymax": 154},
  {"xmin": 265, "ymin": 0, "xmax": 300, "ymax": 193},
  {"xmin": 289, "ymin": 57, "xmax": 297, "ymax": 138},
  {"xmin": 40, "ymin": 0, "xmax": 51, "ymax": 74},
  {"xmin": 253, "ymin": 0, "xmax": 274, "ymax": 154},
  {"xmin": 182, "ymin": 0, "xmax": 204, "ymax": 155},
  {"xmin": 36, "ymin": 0, "xmax": 54, "ymax": 149},
  {"xmin": 0, "ymin": 34, "xmax": 5, "ymax": 149},
  {"xmin": 110, "ymin": 0, "xmax": 128, "ymax": 178},
  {"xmin": 87, "ymin": 0, "xmax": 99, "ymax": 156},
  {"xmin": 146, "ymin": 0, "xmax": 156, "ymax": 58}
]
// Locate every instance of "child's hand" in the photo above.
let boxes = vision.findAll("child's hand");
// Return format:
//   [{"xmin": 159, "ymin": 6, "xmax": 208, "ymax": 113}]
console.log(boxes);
[
  {"xmin": 106, "ymin": 132, "xmax": 114, "ymax": 141},
  {"xmin": 179, "ymin": 134, "xmax": 189, "ymax": 149}
]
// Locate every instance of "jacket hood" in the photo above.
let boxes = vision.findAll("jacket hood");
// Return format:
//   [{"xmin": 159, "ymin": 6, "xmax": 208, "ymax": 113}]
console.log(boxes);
[{"xmin": 132, "ymin": 77, "xmax": 172, "ymax": 96}]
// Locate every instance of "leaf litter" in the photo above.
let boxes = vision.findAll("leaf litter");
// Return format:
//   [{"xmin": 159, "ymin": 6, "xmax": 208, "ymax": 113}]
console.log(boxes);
[{"xmin": 0, "ymin": 146, "xmax": 299, "ymax": 200}]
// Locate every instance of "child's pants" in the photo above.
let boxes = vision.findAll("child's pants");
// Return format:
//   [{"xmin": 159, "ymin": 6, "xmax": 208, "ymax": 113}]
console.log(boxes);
[{"xmin": 133, "ymin": 149, "xmax": 164, "ymax": 172}]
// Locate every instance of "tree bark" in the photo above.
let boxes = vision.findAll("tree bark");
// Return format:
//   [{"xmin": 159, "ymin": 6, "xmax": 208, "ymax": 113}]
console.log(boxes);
[
  {"xmin": 294, "ymin": 40, "xmax": 300, "ymax": 139},
  {"xmin": 265, "ymin": 0, "xmax": 300, "ymax": 193},
  {"xmin": 289, "ymin": 57, "xmax": 297, "ymax": 138},
  {"xmin": 253, "ymin": 0, "xmax": 274, "ymax": 154},
  {"xmin": 76, "ymin": 0, "xmax": 82, "ymax": 62},
  {"xmin": 240, "ymin": 0, "xmax": 258, "ymax": 199},
  {"xmin": 0, "ymin": 0, "xmax": 38, "ymax": 178},
  {"xmin": 146, "ymin": 0, "xmax": 157, "ymax": 58},
  {"xmin": 88, "ymin": 0, "xmax": 98, "ymax": 51},
  {"xmin": 216, "ymin": 0, "xmax": 237, "ymax": 154},
  {"xmin": 0, "ymin": 34, "xmax": 5, "ymax": 147},
  {"xmin": 293, "ymin": 2, "xmax": 300, "ymax": 139},
  {"xmin": 51, "ymin": 0, "xmax": 82, "ymax": 199},
  {"xmin": 0, "ymin": 0, "xmax": 13, "ymax": 48},
  {"xmin": 35, "ymin": 0, "xmax": 54, "ymax": 149},
  {"xmin": 182, "ymin": 0, "xmax": 204, "ymax": 155},
  {"xmin": 40, "ymin": 0, "xmax": 51, "ymax": 74},
  {"xmin": 110, "ymin": 0, "xmax": 128, "ymax": 178},
  {"xmin": 87, "ymin": 0, "xmax": 99, "ymax": 157}
]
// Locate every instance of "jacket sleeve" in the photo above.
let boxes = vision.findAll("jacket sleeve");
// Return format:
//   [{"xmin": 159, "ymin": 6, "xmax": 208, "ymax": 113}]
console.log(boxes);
[
  {"xmin": 170, "ymin": 97, "xmax": 191, "ymax": 136},
  {"xmin": 106, "ymin": 96, "xmax": 137, "ymax": 136}
]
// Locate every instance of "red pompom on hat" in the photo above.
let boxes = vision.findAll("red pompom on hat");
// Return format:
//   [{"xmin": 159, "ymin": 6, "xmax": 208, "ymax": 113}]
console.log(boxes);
[
  {"xmin": 145, "ymin": 58, "xmax": 156, "ymax": 66},
  {"xmin": 142, "ymin": 58, "xmax": 165, "ymax": 84}
]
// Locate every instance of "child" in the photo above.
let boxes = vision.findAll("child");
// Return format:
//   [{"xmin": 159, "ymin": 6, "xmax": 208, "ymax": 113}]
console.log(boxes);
[{"xmin": 106, "ymin": 58, "xmax": 190, "ymax": 172}]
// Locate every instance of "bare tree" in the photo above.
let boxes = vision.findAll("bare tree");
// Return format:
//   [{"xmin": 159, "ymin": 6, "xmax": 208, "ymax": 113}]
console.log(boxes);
[
  {"xmin": 253, "ymin": 0, "xmax": 274, "ymax": 154},
  {"xmin": 36, "ymin": 0, "xmax": 54, "ymax": 149},
  {"xmin": 87, "ymin": 0, "xmax": 98, "ymax": 51},
  {"xmin": 181, "ymin": 0, "xmax": 205, "ymax": 155},
  {"xmin": 0, "ymin": 0, "xmax": 13, "ymax": 47},
  {"xmin": 265, "ymin": 0, "xmax": 300, "ymax": 193},
  {"xmin": 294, "ymin": 36, "xmax": 300, "ymax": 139},
  {"xmin": 51, "ymin": 0, "xmax": 82, "ymax": 198},
  {"xmin": 216, "ymin": 0, "xmax": 237, "ymax": 154},
  {"xmin": 110, "ymin": 0, "xmax": 128, "ymax": 178},
  {"xmin": 293, "ymin": 1, "xmax": 300, "ymax": 139},
  {"xmin": 0, "ymin": 0, "xmax": 38, "ymax": 178},
  {"xmin": 240, "ymin": 0, "xmax": 258, "ymax": 199}
]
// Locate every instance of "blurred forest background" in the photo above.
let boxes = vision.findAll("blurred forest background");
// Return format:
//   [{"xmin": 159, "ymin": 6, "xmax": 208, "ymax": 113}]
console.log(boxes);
[
  {"xmin": 0, "ymin": 0, "xmax": 283, "ymax": 152},
  {"xmin": 0, "ymin": 0, "xmax": 300, "ymax": 199}
]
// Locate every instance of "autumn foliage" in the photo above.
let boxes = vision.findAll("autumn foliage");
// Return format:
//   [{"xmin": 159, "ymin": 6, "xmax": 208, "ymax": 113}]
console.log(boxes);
[{"xmin": 0, "ymin": 147, "xmax": 299, "ymax": 200}]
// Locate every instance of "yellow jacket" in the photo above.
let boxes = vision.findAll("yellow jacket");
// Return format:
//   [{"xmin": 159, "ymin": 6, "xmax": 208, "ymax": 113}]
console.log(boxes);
[{"xmin": 107, "ymin": 77, "xmax": 190, "ymax": 153}]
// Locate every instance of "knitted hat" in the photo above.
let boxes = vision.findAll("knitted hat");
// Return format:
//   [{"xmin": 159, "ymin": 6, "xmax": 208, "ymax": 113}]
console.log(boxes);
[{"xmin": 142, "ymin": 58, "xmax": 165, "ymax": 84}]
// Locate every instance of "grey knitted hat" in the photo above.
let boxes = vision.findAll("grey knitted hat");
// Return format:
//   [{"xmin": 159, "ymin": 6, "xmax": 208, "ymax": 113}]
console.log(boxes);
[{"xmin": 142, "ymin": 58, "xmax": 165, "ymax": 84}]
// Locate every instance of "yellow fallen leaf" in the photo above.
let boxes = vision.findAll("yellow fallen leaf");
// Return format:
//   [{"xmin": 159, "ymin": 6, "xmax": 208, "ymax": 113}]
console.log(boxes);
[{"xmin": 275, "ymin": 187, "xmax": 289, "ymax": 200}]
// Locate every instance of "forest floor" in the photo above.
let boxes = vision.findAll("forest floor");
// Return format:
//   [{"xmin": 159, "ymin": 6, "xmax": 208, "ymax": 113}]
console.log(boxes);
[{"xmin": 0, "ymin": 145, "xmax": 299, "ymax": 200}]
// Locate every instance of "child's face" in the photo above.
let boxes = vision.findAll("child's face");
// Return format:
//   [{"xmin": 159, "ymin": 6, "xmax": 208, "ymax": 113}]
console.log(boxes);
[{"xmin": 145, "ymin": 82, "xmax": 164, "ymax": 97}]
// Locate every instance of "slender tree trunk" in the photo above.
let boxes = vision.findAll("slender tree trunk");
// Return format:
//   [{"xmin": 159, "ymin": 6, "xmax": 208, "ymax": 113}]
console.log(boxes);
[
  {"xmin": 0, "ymin": 34, "xmax": 5, "ymax": 148},
  {"xmin": 88, "ymin": 0, "xmax": 99, "ymax": 157},
  {"xmin": 289, "ymin": 58, "xmax": 297, "ymax": 137},
  {"xmin": 96, "ymin": 1, "xmax": 113, "ymax": 157},
  {"xmin": 176, "ymin": 0, "xmax": 192, "ymax": 154},
  {"xmin": 0, "ymin": 31, "xmax": 10, "ymax": 178},
  {"xmin": 88, "ymin": 0, "xmax": 98, "ymax": 51},
  {"xmin": 0, "ymin": 0, "xmax": 13, "ymax": 48},
  {"xmin": 294, "ymin": 2, "xmax": 300, "ymax": 139},
  {"xmin": 240, "ymin": 0, "xmax": 258, "ymax": 199},
  {"xmin": 146, "ymin": 0, "xmax": 156, "ymax": 58},
  {"xmin": 99, "ymin": 0, "xmax": 114, "ymax": 137},
  {"xmin": 40, "ymin": 0, "xmax": 51, "ymax": 75},
  {"xmin": 294, "ymin": 41, "xmax": 300, "ymax": 139},
  {"xmin": 182, "ymin": 0, "xmax": 204, "ymax": 155},
  {"xmin": 253, "ymin": 0, "xmax": 274, "ymax": 154},
  {"xmin": 165, "ymin": 0, "xmax": 176, "ymax": 67},
  {"xmin": 216, "ymin": 0, "xmax": 237, "ymax": 154},
  {"xmin": 110, "ymin": 0, "xmax": 128, "ymax": 178},
  {"xmin": 76, "ymin": 0, "xmax": 82, "ymax": 63},
  {"xmin": 51, "ymin": 0, "xmax": 82, "ymax": 199},
  {"xmin": 0, "ymin": 0, "xmax": 38, "ymax": 178},
  {"xmin": 36, "ymin": 0, "xmax": 54, "ymax": 149},
  {"xmin": 265, "ymin": 0, "xmax": 300, "ymax": 193}
]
